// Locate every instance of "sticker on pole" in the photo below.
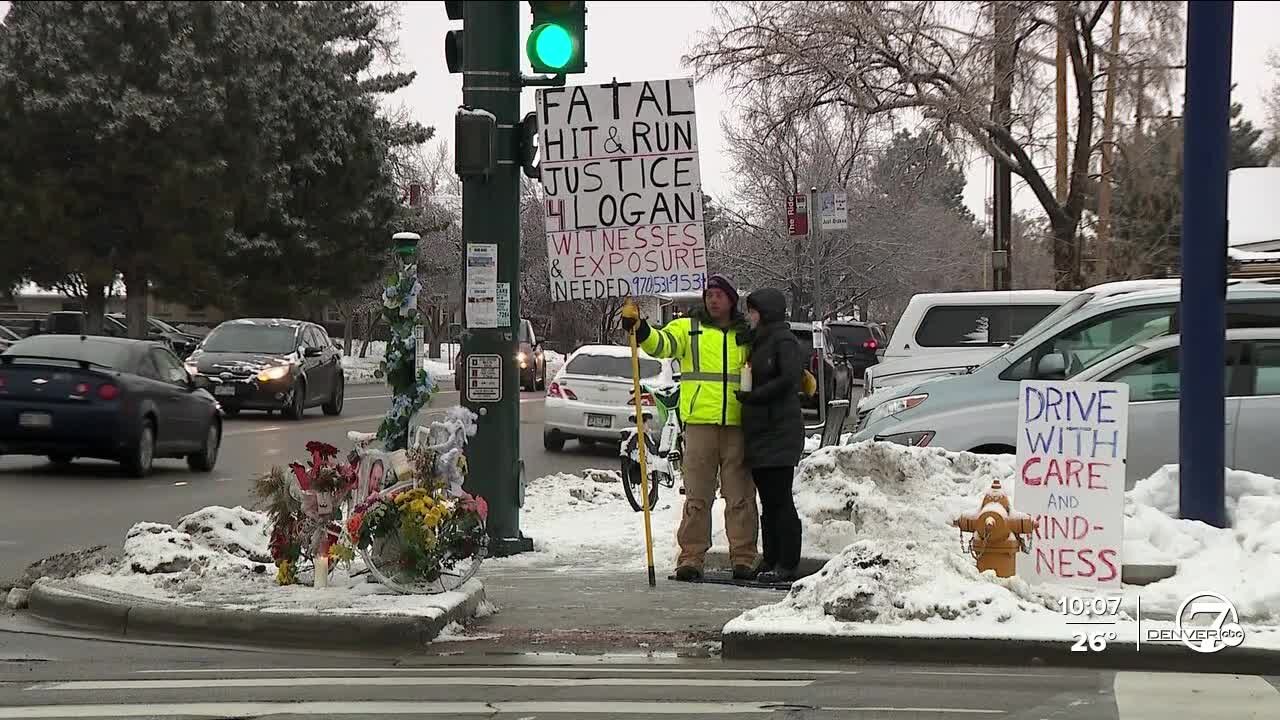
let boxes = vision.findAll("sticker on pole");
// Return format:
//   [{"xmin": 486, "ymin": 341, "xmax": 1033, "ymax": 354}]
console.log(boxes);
[
  {"xmin": 1012, "ymin": 380, "xmax": 1129, "ymax": 590},
  {"xmin": 466, "ymin": 354, "xmax": 502, "ymax": 403},
  {"xmin": 535, "ymin": 77, "xmax": 707, "ymax": 301}
]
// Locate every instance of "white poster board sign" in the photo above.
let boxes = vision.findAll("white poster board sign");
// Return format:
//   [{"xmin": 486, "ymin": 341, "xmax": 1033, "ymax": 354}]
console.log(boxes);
[
  {"xmin": 536, "ymin": 77, "xmax": 707, "ymax": 302},
  {"xmin": 818, "ymin": 191, "xmax": 848, "ymax": 231},
  {"xmin": 1013, "ymin": 380, "xmax": 1129, "ymax": 591}
]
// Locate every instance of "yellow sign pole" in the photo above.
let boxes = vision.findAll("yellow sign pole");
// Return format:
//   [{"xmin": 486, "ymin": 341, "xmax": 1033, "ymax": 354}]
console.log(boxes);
[{"xmin": 624, "ymin": 296, "xmax": 658, "ymax": 586}]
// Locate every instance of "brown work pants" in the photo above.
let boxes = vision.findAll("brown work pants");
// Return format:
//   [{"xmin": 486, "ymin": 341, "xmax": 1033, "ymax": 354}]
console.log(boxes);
[{"xmin": 677, "ymin": 424, "xmax": 759, "ymax": 570}]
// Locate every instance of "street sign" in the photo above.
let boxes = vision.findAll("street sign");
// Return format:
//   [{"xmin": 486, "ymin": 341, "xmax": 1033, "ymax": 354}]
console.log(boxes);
[
  {"xmin": 466, "ymin": 354, "xmax": 503, "ymax": 402},
  {"xmin": 812, "ymin": 321, "xmax": 825, "ymax": 349},
  {"xmin": 818, "ymin": 191, "xmax": 848, "ymax": 231},
  {"xmin": 786, "ymin": 194, "xmax": 808, "ymax": 237},
  {"xmin": 536, "ymin": 77, "xmax": 707, "ymax": 302}
]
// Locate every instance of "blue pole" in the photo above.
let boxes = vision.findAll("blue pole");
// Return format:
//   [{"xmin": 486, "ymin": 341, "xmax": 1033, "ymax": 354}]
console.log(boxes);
[{"xmin": 1179, "ymin": 0, "xmax": 1232, "ymax": 529}]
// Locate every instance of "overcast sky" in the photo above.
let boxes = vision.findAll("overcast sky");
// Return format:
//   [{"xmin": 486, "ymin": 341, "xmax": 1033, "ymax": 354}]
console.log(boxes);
[{"xmin": 3, "ymin": 0, "xmax": 1277, "ymax": 222}]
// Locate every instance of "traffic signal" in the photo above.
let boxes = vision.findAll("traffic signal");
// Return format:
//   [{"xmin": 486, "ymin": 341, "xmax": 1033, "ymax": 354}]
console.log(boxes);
[
  {"xmin": 527, "ymin": 1, "xmax": 586, "ymax": 74},
  {"xmin": 444, "ymin": 1, "xmax": 464, "ymax": 73},
  {"xmin": 456, "ymin": 106, "xmax": 497, "ymax": 178},
  {"xmin": 519, "ymin": 112, "xmax": 540, "ymax": 179}
]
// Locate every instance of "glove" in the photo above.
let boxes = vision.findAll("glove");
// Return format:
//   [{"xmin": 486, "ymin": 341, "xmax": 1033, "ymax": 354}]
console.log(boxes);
[
  {"xmin": 801, "ymin": 369, "xmax": 818, "ymax": 398},
  {"xmin": 620, "ymin": 303, "xmax": 641, "ymax": 331},
  {"xmin": 735, "ymin": 389, "xmax": 753, "ymax": 404}
]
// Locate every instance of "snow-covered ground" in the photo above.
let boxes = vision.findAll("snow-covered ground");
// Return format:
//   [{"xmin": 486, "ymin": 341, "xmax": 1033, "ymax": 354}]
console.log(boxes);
[
  {"xmin": 74, "ymin": 506, "xmax": 476, "ymax": 617},
  {"xmin": 342, "ymin": 341, "xmax": 567, "ymax": 389},
  {"xmin": 724, "ymin": 442, "xmax": 1280, "ymax": 651}
]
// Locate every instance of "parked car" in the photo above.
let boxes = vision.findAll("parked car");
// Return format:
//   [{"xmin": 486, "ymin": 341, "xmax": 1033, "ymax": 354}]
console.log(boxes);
[
  {"xmin": 40, "ymin": 311, "xmax": 200, "ymax": 358},
  {"xmin": 0, "ymin": 334, "xmax": 222, "ymax": 477},
  {"xmin": 863, "ymin": 281, "xmax": 1183, "ymax": 399},
  {"xmin": 880, "ymin": 289, "xmax": 1075, "ymax": 359},
  {"xmin": 850, "ymin": 285, "xmax": 1280, "ymax": 478},
  {"xmin": 107, "ymin": 313, "xmax": 202, "ymax": 358},
  {"xmin": 184, "ymin": 318, "xmax": 344, "ymax": 419},
  {"xmin": 827, "ymin": 320, "xmax": 887, "ymax": 378},
  {"xmin": 543, "ymin": 344, "xmax": 679, "ymax": 451},
  {"xmin": 789, "ymin": 322, "xmax": 837, "ymax": 408},
  {"xmin": 855, "ymin": 328, "xmax": 1280, "ymax": 490}
]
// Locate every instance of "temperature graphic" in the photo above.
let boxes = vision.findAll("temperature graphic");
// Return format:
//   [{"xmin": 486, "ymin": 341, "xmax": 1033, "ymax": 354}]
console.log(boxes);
[{"xmin": 1071, "ymin": 630, "xmax": 1118, "ymax": 652}]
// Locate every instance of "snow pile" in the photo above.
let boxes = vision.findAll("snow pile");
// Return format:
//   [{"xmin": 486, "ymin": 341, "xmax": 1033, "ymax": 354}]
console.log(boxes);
[
  {"xmin": 485, "ymin": 470, "xmax": 729, "ymax": 571},
  {"xmin": 727, "ymin": 442, "xmax": 1280, "ymax": 644},
  {"xmin": 77, "ymin": 505, "xmax": 475, "ymax": 617},
  {"xmin": 342, "ymin": 341, "xmax": 459, "ymax": 385}
]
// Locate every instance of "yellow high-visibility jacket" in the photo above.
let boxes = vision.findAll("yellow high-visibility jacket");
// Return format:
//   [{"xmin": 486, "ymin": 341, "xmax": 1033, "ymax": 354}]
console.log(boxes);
[{"xmin": 640, "ymin": 313, "xmax": 750, "ymax": 426}]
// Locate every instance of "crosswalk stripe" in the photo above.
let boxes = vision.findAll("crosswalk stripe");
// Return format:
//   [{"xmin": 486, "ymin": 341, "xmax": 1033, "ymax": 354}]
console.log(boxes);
[
  {"xmin": 0, "ymin": 700, "xmax": 806, "ymax": 718},
  {"xmin": 0, "ymin": 701, "xmax": 1010, "ymax": 718},
  {"xmin": 133, "ymin": 666, "xmax": 851, "ymax": 676},
  {"xmin": 1114, "ymin": 672, "xmax": 1280, "ymax": 720},
  {"xmin": 27, "ymin": 676, "xmax": 812, "ymax": 691}
]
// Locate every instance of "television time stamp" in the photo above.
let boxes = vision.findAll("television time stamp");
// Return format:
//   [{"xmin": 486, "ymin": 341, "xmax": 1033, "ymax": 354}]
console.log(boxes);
[
  {"xmin": 1056, "ymin": 591, "xmax": 1247, "ymax": 653},
  {"xmin": 1056, "ymin": 595, "xmax": 1123, "ymax": 652}
]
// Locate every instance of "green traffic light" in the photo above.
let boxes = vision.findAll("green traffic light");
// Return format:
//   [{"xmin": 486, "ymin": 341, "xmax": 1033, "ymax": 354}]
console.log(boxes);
[{"xmin": 530, "ymin": 23, "xmax": 574, "ymax": 70}]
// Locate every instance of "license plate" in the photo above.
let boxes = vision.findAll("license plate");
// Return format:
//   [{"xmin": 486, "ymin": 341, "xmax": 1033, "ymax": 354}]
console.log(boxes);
[
  {"xmin": 586, "ymin": 414, "xmax": 612, "ymax": 429},
  {"xmin": 215, "ymin": 385, "xmax": 237, "ymax": 396},
  {"xmin": 18, "ymin": 412, "xmax": 52, "ymax": 429}
]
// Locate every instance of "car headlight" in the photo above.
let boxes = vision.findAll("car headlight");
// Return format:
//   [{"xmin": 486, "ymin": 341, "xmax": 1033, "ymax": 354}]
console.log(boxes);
[
  {"xmin": 865, "ymin": 393, "xmax": 928, "ymax": 426},
  {"xmin": 875, "ymin": 430, "xmax": 935, "ymax": 447},
  {"xmin": 257, "ymin": 365, "xmax": 291, "ymax": 382}
]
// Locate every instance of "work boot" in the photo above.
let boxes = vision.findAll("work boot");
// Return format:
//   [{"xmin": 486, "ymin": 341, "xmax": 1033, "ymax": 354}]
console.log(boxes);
[
  {"xmin": 732, "ymin": 564, "xmax": 758, "ymax": 581},
  {"xmin": 674, "ymin": 565, "xmax": 703, "ymax": 582},
  {"xmin": 757, "ymin": 567, "xmax": 797, "ymax": 584}
]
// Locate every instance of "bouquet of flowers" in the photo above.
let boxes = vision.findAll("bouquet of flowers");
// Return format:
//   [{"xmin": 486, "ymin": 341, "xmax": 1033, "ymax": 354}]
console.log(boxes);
[{"xmin": 253, "ymin": 441, "xmax": 359, "ymax": 585}]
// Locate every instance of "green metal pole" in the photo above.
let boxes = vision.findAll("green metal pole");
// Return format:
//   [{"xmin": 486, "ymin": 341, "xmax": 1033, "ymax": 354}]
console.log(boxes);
[{"xmin": 460, "ymin": 0, "xmax": 531, "ymax": 556}]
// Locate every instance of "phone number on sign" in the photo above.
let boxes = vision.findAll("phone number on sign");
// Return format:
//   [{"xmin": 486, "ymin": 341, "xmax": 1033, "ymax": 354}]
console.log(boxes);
[
  {"xmin": 1057, "ymin": 595, "xmax": 1123, "ymax": 652},
  {"xmin": 628, "ymin": 273, "xmax": 706, "ymax": 295}
]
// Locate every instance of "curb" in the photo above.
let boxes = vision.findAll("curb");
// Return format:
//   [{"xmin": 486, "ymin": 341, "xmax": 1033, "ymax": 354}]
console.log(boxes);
[
  {"xmin": 27, "ymin": 578, "xmax": 486, "ymax": 651},
  {"xmin": 703, "ymin": 551, "xmax": 1176, "ymax": 586},
  {"xmin": 720, "ymin": 631, "xmax": 1280, "ymax": 675}
]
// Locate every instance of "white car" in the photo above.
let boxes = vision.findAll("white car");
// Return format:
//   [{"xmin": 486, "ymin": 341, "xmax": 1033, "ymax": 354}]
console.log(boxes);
[{"xmin": 542, "ymin": 344, "xmax": 679, "ymax": 452}]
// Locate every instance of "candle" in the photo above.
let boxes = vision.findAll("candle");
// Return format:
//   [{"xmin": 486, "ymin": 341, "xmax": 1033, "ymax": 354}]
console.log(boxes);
[
  {"xmin": 314, "ymin": 555, "xmax": 329, "ymax": 588},
  {"xmin": 740, "ymin": 363, "xmax": 753, "ymax": 392}
]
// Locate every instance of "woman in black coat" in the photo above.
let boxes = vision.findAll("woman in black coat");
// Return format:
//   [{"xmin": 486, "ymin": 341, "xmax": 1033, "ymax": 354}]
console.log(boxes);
[{"xmin": 736, "ymin": 288, "xmax": 805, "ymax": 583}]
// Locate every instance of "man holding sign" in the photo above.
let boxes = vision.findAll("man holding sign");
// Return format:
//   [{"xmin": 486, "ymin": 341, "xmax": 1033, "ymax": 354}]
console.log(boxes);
[{"xmin": 621, "ymin": 275, "xmax": 759, "ymax": 581}]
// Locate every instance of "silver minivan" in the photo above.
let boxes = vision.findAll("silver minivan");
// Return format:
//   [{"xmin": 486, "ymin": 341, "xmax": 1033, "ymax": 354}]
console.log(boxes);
[{"xmin": 849, "ymin": 286, "xmax": 1280, "ymax": 480}]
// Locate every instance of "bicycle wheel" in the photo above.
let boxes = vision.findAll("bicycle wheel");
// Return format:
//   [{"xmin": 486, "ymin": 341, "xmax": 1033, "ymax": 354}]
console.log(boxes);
[
  {"xmin": 620, "ymin": 434, "xmax": 661, "ymax": 513},
  {"xmin": 360, "ymin": 523, "xmax": 488, "ymax": 595}
]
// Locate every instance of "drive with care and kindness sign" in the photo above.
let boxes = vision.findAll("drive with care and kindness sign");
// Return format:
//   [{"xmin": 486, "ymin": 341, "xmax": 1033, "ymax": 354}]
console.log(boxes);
[
  {"xmin": 535, "ymin": 77, "xmax": 707, "ymax": 301},
  {"xmin": 1013, "ymin": 380, "xmax": 1129, "ymax": 590}
]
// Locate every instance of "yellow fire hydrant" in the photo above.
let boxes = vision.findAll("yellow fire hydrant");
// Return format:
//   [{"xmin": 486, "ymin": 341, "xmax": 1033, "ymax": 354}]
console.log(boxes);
[{"xmin": 953, "ymin": 479, "xmax": 1037, "ymax": 578}]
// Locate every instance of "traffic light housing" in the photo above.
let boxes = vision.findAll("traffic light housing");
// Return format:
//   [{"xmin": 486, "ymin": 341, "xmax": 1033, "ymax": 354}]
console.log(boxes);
[
  {"xmin": 527, "ymin": 1, "xmax": 586, "ymax": 74},
  {"xmin": 519, "ymin": 112, "xmax": 540, "ymax": 179},
  {"xmin": 444, "ymin": 0, "xmax": 464, "ymax": 73}
]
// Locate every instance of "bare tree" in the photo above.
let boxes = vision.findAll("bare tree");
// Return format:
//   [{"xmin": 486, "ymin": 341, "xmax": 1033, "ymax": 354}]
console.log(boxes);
[{"xmin": 686, "ymin": 0, "xmax": 1183, "ymax": 290}]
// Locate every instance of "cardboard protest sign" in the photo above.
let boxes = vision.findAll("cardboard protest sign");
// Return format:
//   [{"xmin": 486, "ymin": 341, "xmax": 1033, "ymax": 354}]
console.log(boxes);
[
  {"xmin": 1013, "ymin": 380, "xmax": 1129, "ymax": 590},
  {"xmin": 536, "ymin": 78, "xmax": 706, "ymax": 302}
]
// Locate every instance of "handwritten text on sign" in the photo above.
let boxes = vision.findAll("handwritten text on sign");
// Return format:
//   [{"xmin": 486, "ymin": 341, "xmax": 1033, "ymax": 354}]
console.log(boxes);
[
  {"xmin": 536, "ymin": 78, "xmax": 706, "ymax": 302},
  {"xmin": 1013, "ymin": 380, "xmax": 1128, "ymax": 590}
]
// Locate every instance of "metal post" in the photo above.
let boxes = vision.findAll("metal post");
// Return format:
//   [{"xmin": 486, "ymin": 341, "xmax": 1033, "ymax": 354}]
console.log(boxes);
[
  {"xmin": 1178, "ymin": 0, "xmax": 1232, "ymax": 529},
  {"xmin": 459, "ymin": 0, "xmax": 532, "ymax": 555},
  {"xmin": 809, "ymin": 186, "xmax": 826, "ymax": 427}
]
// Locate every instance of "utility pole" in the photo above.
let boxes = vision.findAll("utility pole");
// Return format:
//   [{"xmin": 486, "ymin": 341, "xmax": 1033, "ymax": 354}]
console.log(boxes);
[
  {"xmin": 990, "ymin": 1, "xmax": 1015, "ymax": 291},
  {"xmin": 1179, "ymin": 0, "xmax": 1232, "ymax": 529},
  {"xmin": 449, "ymin": 0, "xmax": 529, "ymax": 556},
  {"xmin": 1055, "ymin": 0, "xmax": 1069, "ymax": 204},
  {"xmin": 1095, "ymin": 0, "xmax": 1122, "ymax": 281}
]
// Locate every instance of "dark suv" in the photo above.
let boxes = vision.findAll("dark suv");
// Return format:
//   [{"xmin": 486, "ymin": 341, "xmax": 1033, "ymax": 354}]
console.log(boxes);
[
  {"xmin": 827, "ymin": 320, "xmax": 887, "ymax": 378},
  {"xmin": 184, "ymin": 318, "xmax": 344, "ymax": 419}
]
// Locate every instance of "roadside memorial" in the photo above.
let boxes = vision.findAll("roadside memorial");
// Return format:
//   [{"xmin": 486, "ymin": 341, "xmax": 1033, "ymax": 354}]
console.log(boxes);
[
  {"xmin": 1013, "ymin": 380, "xmax": 1129, "ymax": 590},
  {"xmin": 536, "ymin": 76, "xmax": 708, "ymax": 585}
]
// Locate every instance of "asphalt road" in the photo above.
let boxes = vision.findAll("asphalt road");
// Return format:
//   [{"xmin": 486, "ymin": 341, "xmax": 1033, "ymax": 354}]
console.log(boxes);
[
  {"xmin": 0, "ymin": 383, "xmax": 598, "ymax": 582},
  {"xmin": 0, "ymin": 626, "xmax": 1277, "ymax": 718}
]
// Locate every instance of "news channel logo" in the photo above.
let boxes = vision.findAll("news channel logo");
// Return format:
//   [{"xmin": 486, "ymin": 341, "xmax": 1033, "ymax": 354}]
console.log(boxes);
[{"xmin": 1143, "ymin": 592, "xmax": 1246, "ymax": 653}]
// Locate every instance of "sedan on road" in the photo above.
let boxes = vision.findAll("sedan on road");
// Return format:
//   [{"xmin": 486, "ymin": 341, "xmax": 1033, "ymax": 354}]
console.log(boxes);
[
  {"xmin": 185, "ymin": 318, "xmax": 344, "ymax": 420},
  {"xmin": 0, "ymin": 334, "xmax": 222, "ymax": 477},
  {"xmin": 543, "ymin": 345, "xmax": 678, "ymax": 451}
]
